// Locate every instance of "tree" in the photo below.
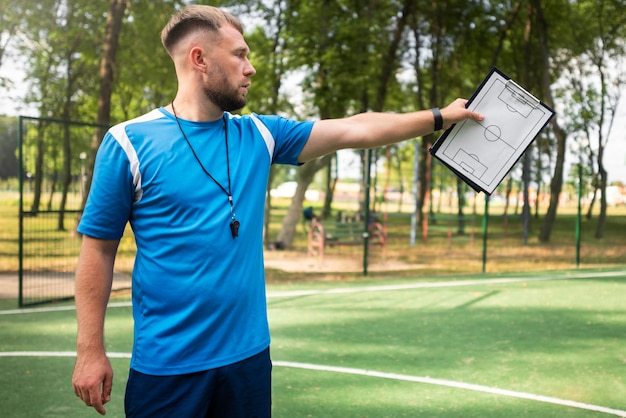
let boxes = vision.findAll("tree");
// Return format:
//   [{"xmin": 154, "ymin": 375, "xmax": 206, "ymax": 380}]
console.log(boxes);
[
  {"xmin": 535, "ymin": 0, "xmax": 571, "ymax": 243},
  {"xmin": 14, "ymin": 0, "xmax": 107, "ymax": 228},
  {"xmin": 81, "ymin": 0, "xmax": 129, "ymax": 215},
  {"xmin": 409, "ymin": 0, "xmax": 494, "ymax": 226},
  {"xmin": 573, "ymin": 0, "xmax": 625, "ymax": 238},
  {"xmin": 539, "ymin": 0, "xmax": 626, "ymax": 241},
  {"xmin": 112, "ymin": 0, "xmax": 184, "ymax": 120},
  {"xmin": 4, "ymin": 0, "xmax": 625, "ymax": 243},
  {"xmin": 270, "ymin": 0, "xmax": 415, "ymax": 248},
  {"xmin": 242, "ymin": 1, "xmax": 293, "ymax": 245}
]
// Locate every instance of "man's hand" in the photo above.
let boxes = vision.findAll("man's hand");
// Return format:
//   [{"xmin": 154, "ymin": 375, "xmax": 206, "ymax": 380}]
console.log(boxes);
[
  {"xmin": 440, "ymin": 98, "xmax": 484, "ymax": 129},
  {"xmin": 72, "ymin": 351, "xmax": 114, "ymax": 415}
]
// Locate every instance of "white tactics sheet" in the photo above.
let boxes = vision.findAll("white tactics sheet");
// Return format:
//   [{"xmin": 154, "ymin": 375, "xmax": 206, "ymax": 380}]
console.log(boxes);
[{"xmin": 430, "ymin": 68, "xmax": 555, "ymax": 194}]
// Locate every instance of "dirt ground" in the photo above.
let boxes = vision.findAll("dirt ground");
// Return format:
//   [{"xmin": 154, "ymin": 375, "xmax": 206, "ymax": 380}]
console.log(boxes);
[
  {"xmin": 0, "ymin": 250, "xmax": 426, "ymax": 299},
  {"xmin": 0, "ymin": 274, "xmax": 20, "ymax": 298},
  {"xmin": 263, "ymin": 249, "xmax": 425, "ymax": 273}
]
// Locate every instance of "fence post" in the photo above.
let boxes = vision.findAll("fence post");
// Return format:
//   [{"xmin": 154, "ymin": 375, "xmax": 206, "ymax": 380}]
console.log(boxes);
[
  {"xmin": 18, "ymin": 116, "xmax": 24, "ymax": 307},
  {"xmin": 575, "ymin": 163, "xmax": 582, "ymax": 267},
  {"xmin": 362, "ymin": 148, "xmax": 373, "ymax": 276},
  {"xmin": 482, "ymin": 195, "xmax": 490, "ymax": 273}
]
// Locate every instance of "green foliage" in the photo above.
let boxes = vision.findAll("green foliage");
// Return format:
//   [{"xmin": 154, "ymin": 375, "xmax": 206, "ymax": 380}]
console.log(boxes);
[
  {"xmin": 1, "ymin": 0, "xmax": 622, "ymax": 131},
  {"xmin": 1, "ymin": 0, "xmax": 625, "ymax": 239},
  {"xmin": 112, "ymin": 0, "xmax": 186, "ymax": 120},
  {"xmin": 17, "ymin": 0, "xmax": 106, "ymax": 121}
]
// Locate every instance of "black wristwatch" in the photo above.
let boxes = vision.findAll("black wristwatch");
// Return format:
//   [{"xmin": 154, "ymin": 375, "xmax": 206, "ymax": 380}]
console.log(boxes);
[{"xmin": 431, "ymin": 108, "xmax": 443, "ymax": 131}]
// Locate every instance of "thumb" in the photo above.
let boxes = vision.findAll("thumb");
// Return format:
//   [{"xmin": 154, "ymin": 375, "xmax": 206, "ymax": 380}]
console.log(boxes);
[{"xmin": 470, "ymin": 109, "xmax": 484, "ymax": 122}]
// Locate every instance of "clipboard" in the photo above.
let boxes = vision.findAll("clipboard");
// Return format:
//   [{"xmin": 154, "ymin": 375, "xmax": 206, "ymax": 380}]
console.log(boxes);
[{"xmin": 429, "ymin": 67, "xmax": 555, "ymax": 195}]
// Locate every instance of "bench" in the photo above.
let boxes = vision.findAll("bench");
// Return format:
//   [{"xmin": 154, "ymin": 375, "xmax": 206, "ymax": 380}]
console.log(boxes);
[{"xmin": 307, "ymin": 219, "xmax": 386, "ymax": 262}]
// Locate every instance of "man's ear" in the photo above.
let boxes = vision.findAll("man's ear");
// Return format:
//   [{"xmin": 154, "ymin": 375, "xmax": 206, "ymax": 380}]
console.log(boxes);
[{"xmin": 189, "ymin": 46, "xmax": 206, "ymax": 72}]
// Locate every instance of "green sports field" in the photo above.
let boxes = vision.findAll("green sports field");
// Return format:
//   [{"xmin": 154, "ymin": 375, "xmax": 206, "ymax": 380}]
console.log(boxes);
[{"xmin": 1, "ymin": 268, "xmax": 625, "ymax": 417}]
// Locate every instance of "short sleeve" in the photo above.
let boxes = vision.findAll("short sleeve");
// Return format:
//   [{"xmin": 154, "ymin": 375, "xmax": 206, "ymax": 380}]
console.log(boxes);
[
  {"xmin": 77, "ymin": 132, "xmax": 134, "ymax": 240},
  {"xmin": 253, "ymin": 114, "xmax": 314, "ymax": 165}
]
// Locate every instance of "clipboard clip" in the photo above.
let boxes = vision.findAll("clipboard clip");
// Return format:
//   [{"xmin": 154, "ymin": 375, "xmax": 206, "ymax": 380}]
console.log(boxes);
[{"xmin": 505, "ymin": 79, "xmax": 540, "ymax": 109}]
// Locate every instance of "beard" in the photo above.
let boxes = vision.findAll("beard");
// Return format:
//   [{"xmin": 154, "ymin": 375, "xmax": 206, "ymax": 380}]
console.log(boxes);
[
  {"xmin": 204, "ymin": 86, "xmax": 247, "ymax": 112},
  {"xmin": 204, "ymin": 63, "xmax": 247, "ymax": 112}
]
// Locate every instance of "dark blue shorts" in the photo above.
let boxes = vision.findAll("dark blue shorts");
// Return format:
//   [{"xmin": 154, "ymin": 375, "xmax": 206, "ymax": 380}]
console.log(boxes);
[{"xmin": 124, "ymin": 347, "xmax": 272, "ymax": 417}]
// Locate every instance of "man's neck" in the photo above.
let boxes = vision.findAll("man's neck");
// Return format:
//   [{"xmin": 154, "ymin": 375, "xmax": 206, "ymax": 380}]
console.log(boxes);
[{"xmin": 168, "ymin": 96, "xmax": 224, "ymax": 122}]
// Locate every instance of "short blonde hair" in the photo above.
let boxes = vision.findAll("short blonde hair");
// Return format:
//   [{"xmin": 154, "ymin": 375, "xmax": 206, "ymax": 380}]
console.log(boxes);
[{"xmin": 161, "ymin": 5, "xmax": 243, "ymax": 54}]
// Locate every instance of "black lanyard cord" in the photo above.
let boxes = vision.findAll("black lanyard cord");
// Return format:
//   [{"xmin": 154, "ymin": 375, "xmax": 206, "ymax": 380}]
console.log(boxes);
[{"xmin": 171, "ymin": 103, "xmax": 239, "ymax": 237}]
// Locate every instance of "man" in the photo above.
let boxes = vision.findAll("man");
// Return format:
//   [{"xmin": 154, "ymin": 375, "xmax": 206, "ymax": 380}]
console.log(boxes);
[{"xmin": 72, "ymin": 4, "xmax": 482, "ymax": 417}]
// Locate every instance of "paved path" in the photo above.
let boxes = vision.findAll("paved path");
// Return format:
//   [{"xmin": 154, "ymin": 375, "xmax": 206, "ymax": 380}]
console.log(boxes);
[{"xmin": 0, "ymin": 274, "xmax": 17, "ymax": 298}]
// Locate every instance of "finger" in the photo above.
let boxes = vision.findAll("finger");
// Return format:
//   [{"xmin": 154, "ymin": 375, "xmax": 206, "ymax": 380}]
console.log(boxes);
[
  {"xmin": 87, "ymin": 388, "xmax": 107, "ymax": 415},
  {"xmin": 102, "ymin": 373, "xmax": 113, "ymax": 404},
  {"xmin": 92, "ymin": 396, "xmax": 107, "ymax": 415},
  {"xmin": 75, "ymin": 387, "xmax": 89, "ymax": 405}
]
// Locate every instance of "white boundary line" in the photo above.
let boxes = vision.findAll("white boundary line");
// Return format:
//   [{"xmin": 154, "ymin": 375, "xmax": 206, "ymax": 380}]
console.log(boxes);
[
  {"xmin": 0, "ymin": 351, "xmax": 624, "ymax": 416},
  {"xmin": 266, "ymin": 270, "xmax": 626, "ymax": 298},
  {"xmin": 273, "ymin": 361, "xmax": 626, "ymax": 417},
  {"xmin": 0, "ymin": 301, "xmax": 131, "ymax": 315},
  {"xmin": 2, "ymin": 270, "xmax": 625, "ymax": 316}
]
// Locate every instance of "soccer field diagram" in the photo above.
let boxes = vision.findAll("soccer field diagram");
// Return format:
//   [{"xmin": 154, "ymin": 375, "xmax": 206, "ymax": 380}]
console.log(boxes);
[{"xmin": 433, "ymin": 70, "xmax": 554, "ymax": 194}]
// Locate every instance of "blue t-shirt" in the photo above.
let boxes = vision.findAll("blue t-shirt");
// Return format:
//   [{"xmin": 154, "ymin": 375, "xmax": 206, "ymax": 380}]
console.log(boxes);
[{"xmin": 78, "ymin": 108, "xmax": 314, "ymax": 375}]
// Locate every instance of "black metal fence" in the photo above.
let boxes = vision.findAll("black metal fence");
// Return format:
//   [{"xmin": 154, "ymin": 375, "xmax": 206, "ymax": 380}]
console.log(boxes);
[{"xmin": 17, "ymin": 116, "xmax": 130, "ymax": 307}]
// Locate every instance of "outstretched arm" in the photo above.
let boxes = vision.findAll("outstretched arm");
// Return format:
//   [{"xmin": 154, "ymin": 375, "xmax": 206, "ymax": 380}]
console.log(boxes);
[
  {"xmin": 298, "ymin": 98, "xmax": 483, "ymax": 163},
  {"xmin": 72, "ymin": 235, "xmax": 119, "ymax": 416}
]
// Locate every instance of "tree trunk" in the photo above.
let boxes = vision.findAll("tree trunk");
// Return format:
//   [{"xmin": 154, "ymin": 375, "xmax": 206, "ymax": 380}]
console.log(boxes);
[
  {"xmin": 30, "ymin": 121, "xmax": 45, "ymax": 214},
  {"xmin": 521, "ymin": 1, "xmax": 532, "ymax": 245},
  {"xmin": 262, "ymin": 3, "xmax": 286, "ymax": 245},
  {"xmin": 539, "ymin": 124, "xmax": 567, "ymax": 243},
  {"xmin": 595, "ymin": 154, "xmax": 608, "ymax": 238},
  {"xmin": 592, "ymin": 47, "xmax": 614, "ymax": 239},
  {"xmin": 58, "ymin": 120, "xmax": 71, "ymax": 231},
  {"xmin": 456, "ymin": 177, "xmax": 466, "ymax": 235},
  {"xmin": 534, "ymin": 157, "xmax": 542, "ymax": 219},
  {"xmin": 586, "ymin": 184, "xmax": 597, "ymax": 220},
  {"xmin": 46, "ymin": 158, "xmax": 58, "ymax": 211},
  {"xmin": 534, "ymin": 0, "xmax": 566, "ymax": 243},
  {"xmin": 522, "ymin": 151, "xmax": 531, "ymax": 244},
  {"xmin": 321, "ymin": 154, "xmax": 337, "ymax": 219},
  {"xmin": 82, "ymin": 0, "xmax": 128, "ymax": 210},
  {"xmin": 275, "ymin": 155, "xmax": 332, "ymax": 247}
]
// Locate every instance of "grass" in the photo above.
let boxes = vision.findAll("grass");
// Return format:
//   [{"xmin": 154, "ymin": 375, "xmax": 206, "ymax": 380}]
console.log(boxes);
[{"xmin": 1, "ymin": 268, "xmax": 625, "ymax": 417}]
